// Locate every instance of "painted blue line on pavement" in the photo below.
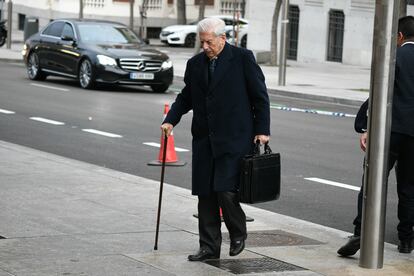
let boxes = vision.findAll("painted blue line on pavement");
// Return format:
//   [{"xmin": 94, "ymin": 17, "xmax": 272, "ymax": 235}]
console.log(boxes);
[{"xmin": 270, "ymin": 104, "xmax": 356, "ymax": 118}]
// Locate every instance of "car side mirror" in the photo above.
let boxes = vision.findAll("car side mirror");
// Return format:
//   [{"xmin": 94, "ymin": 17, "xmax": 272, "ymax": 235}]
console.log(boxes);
[{"xmin": 61, "ymin": 35, "xmax": 74, "ymax": 42}]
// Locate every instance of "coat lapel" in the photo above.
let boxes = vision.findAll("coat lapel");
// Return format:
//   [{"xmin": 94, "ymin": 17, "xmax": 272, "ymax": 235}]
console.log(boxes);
[
  {"xmin": 194, "ymin": 55, "xmax": 208, "ymax": 92},
  {"xmin": 208, "ymin": 43, "xmax": 233, "ymax": 94}
]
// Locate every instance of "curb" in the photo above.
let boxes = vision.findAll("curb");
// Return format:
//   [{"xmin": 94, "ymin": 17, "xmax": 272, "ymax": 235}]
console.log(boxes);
[
  {"xmin": 268, "ymin": 88, "xmax": 365, "ymax": 106},
  {"xmin": 0, "ymin": 58, "xmax": 23, "ymax": 63},
  {"xmin": 173, "ymin": 75, "xmax": 364, "ymax": 107}
]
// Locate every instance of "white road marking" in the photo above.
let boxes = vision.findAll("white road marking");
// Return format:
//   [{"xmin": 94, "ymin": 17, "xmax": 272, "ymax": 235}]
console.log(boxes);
[
  {"xmin": 30, "ymin": 83, "xmax": 70, "ymax": 92},
  {"xmin": 304, "ymin": 177, "xmax": 360, "ymax": 191},
  {"xmin": 0, "ymin": 108, "xmax": 15, "ymax": 114},
  {"xmin": 143, "ymin": 142, "xmax": 190, "ymax": 152},
  {"xmin": 29, "ymin": 117, "xmax": 65, "ymax": 125},
  {"xmin": 82, "ymin": 129, "xmax": 123, "ymax": 138}
]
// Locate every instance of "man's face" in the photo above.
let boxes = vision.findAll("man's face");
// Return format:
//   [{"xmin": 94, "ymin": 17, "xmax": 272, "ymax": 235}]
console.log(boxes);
[{"xmin": 199, "ymin": 31, "xmax": 226, "ymax": 59}]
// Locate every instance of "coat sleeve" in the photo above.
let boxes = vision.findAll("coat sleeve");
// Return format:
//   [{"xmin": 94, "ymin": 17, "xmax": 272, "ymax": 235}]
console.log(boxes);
[
  {"xmin": 242, "ymin": 50, "xmax": 271, "ymax": 135},
  {"xmin": 163, "ymin": 60, "xmax": 193, "ymax": 126}
]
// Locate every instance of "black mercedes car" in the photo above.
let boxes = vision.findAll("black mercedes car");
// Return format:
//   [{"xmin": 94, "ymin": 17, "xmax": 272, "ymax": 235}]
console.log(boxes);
[{"xmin": 22, "ymin": 19, "xmax": 173, "ymax": 92}]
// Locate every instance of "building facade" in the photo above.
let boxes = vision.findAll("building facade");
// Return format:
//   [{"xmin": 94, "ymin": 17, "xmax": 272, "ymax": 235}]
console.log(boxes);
[
  {"xmin": 248, "ymin": 0, "xmax": 414, "ymax": 66},
  {"xmin": 0, "ymin": 0, "xmax": 246, "ymax": 38}
]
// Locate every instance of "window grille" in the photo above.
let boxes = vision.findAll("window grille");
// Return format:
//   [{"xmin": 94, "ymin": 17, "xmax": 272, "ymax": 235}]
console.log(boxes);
[
  {"xmin": 327, "ymin": 10, "xmax": 344, "ymax": 62},
  {"xmin": 146, "ymin": 0, "xmax": 162, "ymax": 10},
  {"xmin": 287, "ymin": 5, "xmax": 299, "ymax": 60},
  {"xmin": 220, "ymin": 0, "xmax": 245, "ymax": 15},
  {"xmin": 84, "ymin": 0, "xmax": 105, "ymax": 8}
]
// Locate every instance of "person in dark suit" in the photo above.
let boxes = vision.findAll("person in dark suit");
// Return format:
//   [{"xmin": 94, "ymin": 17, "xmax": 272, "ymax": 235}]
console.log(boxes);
[
  {"xmin": 338, "ymin": 16, "xmax": 414, "ymax": 257},
  {"xmin": 161, "ymin": 17, "xmax": 270, "ymax": 261}
]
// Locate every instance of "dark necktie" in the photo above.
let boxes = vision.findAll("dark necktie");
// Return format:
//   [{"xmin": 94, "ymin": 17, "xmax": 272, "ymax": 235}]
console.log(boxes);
[{"xmin": 208, "ymin": 58, "xmax": 217, "ymax": 84}]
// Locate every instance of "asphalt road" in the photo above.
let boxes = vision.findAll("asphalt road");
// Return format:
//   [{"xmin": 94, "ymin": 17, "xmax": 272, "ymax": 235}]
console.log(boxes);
[{"xmin": 0, "ymin": 60, "xmax": 400, "ymax": 245}]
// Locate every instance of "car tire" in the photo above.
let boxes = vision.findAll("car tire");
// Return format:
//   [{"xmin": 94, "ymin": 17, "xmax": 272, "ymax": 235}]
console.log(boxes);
[
  {"xmin": 184, "ymin": 33, "xmax": 196, "ymax": 48},
  {"xmin": 27, "ymin": 52, "xmax": 47, "ymax": 81},
  {"xmin": 78, "ymin": 58, "xmax": 95, "ymax": 89},
  {"xmin": 240, "ymin": 35, "xmax": 247, "ymax": 48},
  {"xmin": 151, "ymin": 84, "xmax": 169, "ymax": 93}
]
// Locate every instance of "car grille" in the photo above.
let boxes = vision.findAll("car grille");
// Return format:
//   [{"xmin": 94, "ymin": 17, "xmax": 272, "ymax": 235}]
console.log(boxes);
[{"xmin": 119, "ymin": 58, "xmax": 162, "ymax": 72}]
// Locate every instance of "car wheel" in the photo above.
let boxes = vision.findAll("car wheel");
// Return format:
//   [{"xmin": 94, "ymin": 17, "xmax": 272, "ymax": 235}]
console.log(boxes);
[
  {"xmin": 151, "ymin": 84, "xmax": 169, "ymax": 93},
  {"xmin": 184, "ymin": 33, "xmax": 196, "ymax": 48},
  {"xmin": 78, "ymin": 58, "xmax": 95, "ymax": 89},
  {"xmin": 27, "ymin": 52, "xmax": 47, "ymax": 81},
  {"xmin": 240, "ymin": 35, "xmax": 247, "ymax": 48}
]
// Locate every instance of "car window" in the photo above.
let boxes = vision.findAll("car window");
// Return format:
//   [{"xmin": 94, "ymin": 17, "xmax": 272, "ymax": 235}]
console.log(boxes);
[
  {"xmin": 223, "ymin": 19, "xmax": 233, "ymax": 26},
  {"xmin": 43, "ymin": 21, "xmax": 65, "ymax": 37},
  {"xmin": 61, "ymin": 23, "xmax": 75, "ymax": 39},
  {"xmin": 78, "ymin": 23, "xmax": 142, "ymax": 44}
]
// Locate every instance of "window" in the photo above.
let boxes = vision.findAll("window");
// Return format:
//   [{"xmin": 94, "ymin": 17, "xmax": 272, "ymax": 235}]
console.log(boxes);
[
  {"xmin": 43, "ymin": 21, "xmax": 65, "ymax": 37},
  {"xmin": 195, "ymin": 0, "xmax": 214, "ymax": 5},
  {"xmin": 327, "ymin": 10, "xmax": 344, "ymax": 62},
  {"xmin": 18, "ymin": 13, "xmax": 26, "ymax": 31},
  {"xmin": 61, "ymin": 23, "xmax": 75, "ymax": 39},
  {"xmin": 287, "ymin": 5, "xmax": 300, "ymax": 60}
]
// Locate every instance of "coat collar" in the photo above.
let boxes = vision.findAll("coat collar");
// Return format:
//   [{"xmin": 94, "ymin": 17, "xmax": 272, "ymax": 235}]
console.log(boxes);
[
  {"xmin": 208, "ymin": 43, "xmax": 233, "ymax": 93},
  {"xmin": 197, "ymin": 43, "xmax": 233, "ymax": 93}
]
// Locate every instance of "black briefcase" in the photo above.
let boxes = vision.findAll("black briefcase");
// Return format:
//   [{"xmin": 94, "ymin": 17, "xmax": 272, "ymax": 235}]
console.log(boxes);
[{"xmin": 239, "ymin": 142, "xmax": 281, "ymax": 204}]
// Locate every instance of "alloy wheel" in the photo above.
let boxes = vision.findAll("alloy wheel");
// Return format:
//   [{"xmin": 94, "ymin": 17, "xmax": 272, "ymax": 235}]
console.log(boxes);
[
  {"xmin": 27, "ymin": 53, "xmax": 39, "ymax": 79},
  {"xmin": 79, "ymin": 59, "xmax": 92, "ymax": 88}
]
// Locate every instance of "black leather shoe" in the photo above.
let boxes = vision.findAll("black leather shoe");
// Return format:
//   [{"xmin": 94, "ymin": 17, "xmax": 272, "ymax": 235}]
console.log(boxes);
[
  {"xmin": 188, "ymin": 248, "xmax": 220, "ymax": 262},
  {"xmin": 398, "ymin": 240, "xmax": 413, "ymax": 254},
  {"xmin": 229, "ymin": 239, "xmax": 245, "ymax": 256},
  {"xmin": 337, "ymin": 236, "xmax": 360, "ymax": 257}
]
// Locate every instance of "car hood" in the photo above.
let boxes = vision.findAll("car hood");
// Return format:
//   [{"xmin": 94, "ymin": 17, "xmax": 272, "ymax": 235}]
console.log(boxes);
[
  {"xmin": 161, "ymin": 25, "xmax": 197, "ymax": 33},
  {"xmin": 90, "ymin": 44, "xmax": 169, "ymax": 60}
]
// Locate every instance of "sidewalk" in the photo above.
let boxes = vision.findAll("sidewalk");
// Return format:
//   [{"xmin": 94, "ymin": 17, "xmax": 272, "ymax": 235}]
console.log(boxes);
[
  {"xmin": 1, "ymin": 140, "xmax": 413, "ymax": 275},
  {"xmin": 1, "ymin": 37, "xmax": 413, "ymax": 275},
  {"xmin": 0, "ymin": 32, "xmax": 369, "ymax": 105}
]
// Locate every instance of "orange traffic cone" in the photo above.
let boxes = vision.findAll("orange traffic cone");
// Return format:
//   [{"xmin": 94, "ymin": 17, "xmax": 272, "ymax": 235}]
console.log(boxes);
[{"xmin": 148, "ymin": 104, "xmax": 186, "ymax": 167}]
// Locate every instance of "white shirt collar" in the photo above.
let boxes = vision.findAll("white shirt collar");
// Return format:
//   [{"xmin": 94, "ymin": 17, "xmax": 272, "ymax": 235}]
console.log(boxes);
[{"xmin": 401, "ymin": 41, "xmax": 414, "ymax": 47}]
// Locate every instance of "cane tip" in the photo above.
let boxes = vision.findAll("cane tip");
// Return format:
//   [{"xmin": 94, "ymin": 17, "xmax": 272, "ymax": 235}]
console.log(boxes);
[{"xmin": 154, "ymin": 246, "xmax": 158, "ymax": 250}]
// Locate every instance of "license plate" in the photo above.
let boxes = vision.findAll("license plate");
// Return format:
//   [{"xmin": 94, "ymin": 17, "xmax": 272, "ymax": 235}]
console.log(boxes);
[{"xmin": 130, "ymin": 72, "xmax": 154, "ymax": 80}]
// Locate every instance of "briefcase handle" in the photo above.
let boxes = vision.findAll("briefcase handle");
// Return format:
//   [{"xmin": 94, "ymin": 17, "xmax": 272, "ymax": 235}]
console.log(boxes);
[{"xmin": 254, "ymin": 140, "xmax": 273, "ymax": 155}]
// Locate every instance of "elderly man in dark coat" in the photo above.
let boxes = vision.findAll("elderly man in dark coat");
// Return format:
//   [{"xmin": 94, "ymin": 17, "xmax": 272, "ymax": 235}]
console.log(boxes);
[{"xmin": 161, "ymin": 17, "xmax": 270, "ymax": 261}]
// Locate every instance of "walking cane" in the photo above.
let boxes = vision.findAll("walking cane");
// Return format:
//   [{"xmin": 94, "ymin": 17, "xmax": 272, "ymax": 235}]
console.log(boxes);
[{"xmin": 154, "ymin": 130, "xmax": 168, "ymax": 250}]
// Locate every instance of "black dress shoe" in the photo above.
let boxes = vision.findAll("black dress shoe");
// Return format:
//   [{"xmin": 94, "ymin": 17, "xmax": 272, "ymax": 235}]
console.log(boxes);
[
  {"xmin": 337, "ymin": 236, "xmax": 360, "ymax": 257},
  {"xmin": 188, "ymin": 248, "xmax": 220, "ymax": 262},
  {"xmin": 229, "ymin": 239, "xmax": 245, "ymax": 256},
  {"xmin": 398, "ymin": 240, "xmax": 413, "ymax": 254}
]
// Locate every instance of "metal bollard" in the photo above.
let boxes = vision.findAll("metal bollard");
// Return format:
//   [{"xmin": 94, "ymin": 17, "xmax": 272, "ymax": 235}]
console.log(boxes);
[{"xmin": 6, "ymin": 0, "xmax": 12, "ymax": 49}]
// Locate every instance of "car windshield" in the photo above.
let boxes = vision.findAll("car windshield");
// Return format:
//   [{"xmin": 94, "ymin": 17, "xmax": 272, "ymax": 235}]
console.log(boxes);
[{"xmin": 78, "ymin": 23, "xmax": 142, "ymax": 44}]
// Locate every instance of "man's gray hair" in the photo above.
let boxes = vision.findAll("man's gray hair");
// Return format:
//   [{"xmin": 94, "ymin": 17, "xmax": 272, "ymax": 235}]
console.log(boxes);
[{"xmin": 197, "ymin": 17, "xmax": 226, "ymax": 36}]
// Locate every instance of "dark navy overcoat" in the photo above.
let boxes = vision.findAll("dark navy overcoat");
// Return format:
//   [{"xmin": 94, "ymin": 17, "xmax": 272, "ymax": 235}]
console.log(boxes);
[{"xmin": 164, "ymin": 43, "xmax": 270, "ymax": 196}]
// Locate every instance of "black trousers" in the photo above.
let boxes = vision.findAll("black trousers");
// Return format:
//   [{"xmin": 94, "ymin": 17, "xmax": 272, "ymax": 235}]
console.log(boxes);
[
  {"xmin": 353, "ymin": 132, "xmax": 414, "ymax": 241},
  {"xmin": 198, "ymin": 191, "xmax": 247, "ymax": 254}
]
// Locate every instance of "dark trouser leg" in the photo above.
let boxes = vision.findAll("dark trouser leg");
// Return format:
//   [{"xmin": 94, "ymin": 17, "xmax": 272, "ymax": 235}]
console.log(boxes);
[
  {"xmin": 395, "ymin": 134, "xmax": 414, "ymax": 241},
  {"xmin": 217, "ymin": 191, "xmax": 247, "ymax": 242},
  {"xmin": 352, "ymin": 161, "xmax": 365, "ymax": 236},
  {"xmin": 198, "ymin": 194, "xmax": 222, "ymax": 254}
]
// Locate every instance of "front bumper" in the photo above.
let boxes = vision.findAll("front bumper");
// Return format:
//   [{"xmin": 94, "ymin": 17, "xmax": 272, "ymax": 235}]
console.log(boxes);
[{"xmin": 94, "ymin": 64, "xmax": 173, "ymax": 86}]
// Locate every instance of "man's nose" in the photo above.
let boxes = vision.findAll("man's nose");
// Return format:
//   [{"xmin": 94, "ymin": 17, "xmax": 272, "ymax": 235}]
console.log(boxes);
[{"xmin": 201, "ymin": 42, "xmax": 209, "ymax": 50}]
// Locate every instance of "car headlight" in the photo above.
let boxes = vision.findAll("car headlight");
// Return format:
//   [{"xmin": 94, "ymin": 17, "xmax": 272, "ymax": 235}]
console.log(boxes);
[
  {"xmin": 97, "ymin": 55, "xmax": 117, "ymax": 66},
  {"xmin": 21, "ymin": 44, "xmax": 28, "ymax": 56},
  {"xmin": 161, "ymin": 59, "xmax": 173, "ymax": 70}
]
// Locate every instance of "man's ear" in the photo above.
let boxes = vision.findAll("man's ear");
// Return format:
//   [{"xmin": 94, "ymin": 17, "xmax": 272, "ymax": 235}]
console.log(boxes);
[{"xmin": 397, "ymin": 32, "xmax": 404, "ymax": 46}]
